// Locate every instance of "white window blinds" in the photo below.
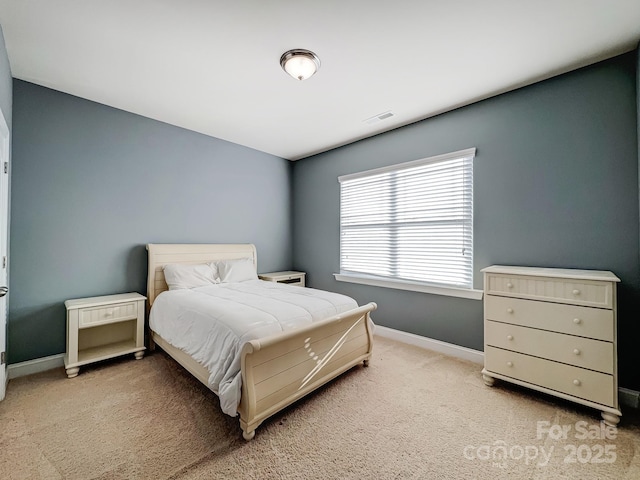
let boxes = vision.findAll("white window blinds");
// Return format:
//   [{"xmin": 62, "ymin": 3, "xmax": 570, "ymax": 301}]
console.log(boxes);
[{"xmin": 339, "ymin": 148, "xmax": 475, "ymax": 290}]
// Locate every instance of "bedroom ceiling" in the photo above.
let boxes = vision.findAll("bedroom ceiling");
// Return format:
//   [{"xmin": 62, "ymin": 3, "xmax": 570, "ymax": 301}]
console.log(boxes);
[{"xmin": 0, "ymin": 1, "xmax": 639, "ymax": 161}]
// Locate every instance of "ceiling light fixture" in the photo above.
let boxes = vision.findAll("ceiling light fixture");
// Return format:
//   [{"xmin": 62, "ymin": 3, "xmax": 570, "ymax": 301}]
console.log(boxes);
[{"xmin": 280, "ymin": 49, "xmax": 320, "ymax": 81}]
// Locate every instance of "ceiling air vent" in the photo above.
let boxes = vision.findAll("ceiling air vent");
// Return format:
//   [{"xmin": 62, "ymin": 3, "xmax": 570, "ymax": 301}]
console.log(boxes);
[{"xmin": 363, "ymin": 111, "xmax": 394, "ymax": 125}]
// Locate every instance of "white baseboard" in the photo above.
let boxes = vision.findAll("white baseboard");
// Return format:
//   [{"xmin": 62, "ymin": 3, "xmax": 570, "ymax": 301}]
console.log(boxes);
[
  {"xmin": 374, "ymin": 325, "xmax": 484, "ymax": 364},
  {"xmin": 619, "ymin": 387, "xmax": 640, "ymax": 409},
  {"xmin": 375, "ymin": 326, "xmax": 639, "ymax": 410},
  {"xmin": 7, "ymin": 353, "xmax": 65, "ymax": 380},
  {"xmin": 7, "ymin": 336, "xmax": 640, "ymax": 411}
]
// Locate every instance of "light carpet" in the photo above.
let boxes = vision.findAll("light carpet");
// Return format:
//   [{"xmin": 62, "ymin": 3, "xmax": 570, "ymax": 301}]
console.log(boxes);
[{"xmin": 1, "ymin": 336, "xmax": 638, "ymax": 479}]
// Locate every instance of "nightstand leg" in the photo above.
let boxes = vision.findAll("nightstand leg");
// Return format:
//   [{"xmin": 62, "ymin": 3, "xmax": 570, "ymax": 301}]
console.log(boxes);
[
  {"xmin": 134, "ymin": 351, "xmax": 144, "ymax": 360},
  {"xmin": 66, "ymin": 367, "xmax": 80, "ymax": 378}
]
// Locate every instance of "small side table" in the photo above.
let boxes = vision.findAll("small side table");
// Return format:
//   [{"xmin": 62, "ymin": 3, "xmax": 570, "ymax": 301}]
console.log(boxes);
[
  {"xmin": 258, "ymin": 271, "xmax": 306, "ymax": 287},
  {"xmin": 64, "ymin": 292, "xmax": 146, "ymax": 378}
]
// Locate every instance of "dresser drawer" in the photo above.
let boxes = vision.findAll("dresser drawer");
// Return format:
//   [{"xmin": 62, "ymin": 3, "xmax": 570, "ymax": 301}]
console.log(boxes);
[
  {"xmin": 485, "ymin": 295, "xmax": 613, "ymax": 341},
  {"xmin": 486, "ymin": 321, "xmax": 613, "ymax": 374},
  {"xmin": 485, "ymin": 273, "xmax": 613, "ymax": 308},
  {"xmin": 79, "ymin": 302, "xmax": 138, "ymax": 328},
  {"xmin": 484, "ymin": 346, "xmax": 614, "ymax": 407}
]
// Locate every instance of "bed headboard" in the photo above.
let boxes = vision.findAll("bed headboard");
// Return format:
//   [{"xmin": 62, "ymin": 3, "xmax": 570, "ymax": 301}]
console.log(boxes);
[{"xmin": 146, "ymin": 243, "xmax": 258, "ymax": 306}]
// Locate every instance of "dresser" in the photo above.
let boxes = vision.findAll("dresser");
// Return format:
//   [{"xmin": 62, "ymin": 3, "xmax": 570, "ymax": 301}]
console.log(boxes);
[{"xmin": 481, "ymin": 266, "xmax": 621, "ymax": 426}]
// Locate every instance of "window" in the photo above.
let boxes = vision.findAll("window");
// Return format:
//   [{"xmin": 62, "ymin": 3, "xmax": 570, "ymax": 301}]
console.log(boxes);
[{"xmin": 336, "ymin": 148, "xmax": 480, "ymax": 299}]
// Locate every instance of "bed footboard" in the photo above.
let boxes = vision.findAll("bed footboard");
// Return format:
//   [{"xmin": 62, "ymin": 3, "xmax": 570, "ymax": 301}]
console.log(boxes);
[{"xmin": 238, "ymin": 302, "xmax": 377, "ymax": 440}]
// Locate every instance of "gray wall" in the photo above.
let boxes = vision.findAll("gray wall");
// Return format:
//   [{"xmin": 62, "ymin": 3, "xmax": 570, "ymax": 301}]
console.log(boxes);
[
  {"xmin": 292, "ymin": 52, "xmax": 640, "ymax": 390},
  {"xmin": 9, "ymin": 80, "xmax": 292, "ymax": 364}
]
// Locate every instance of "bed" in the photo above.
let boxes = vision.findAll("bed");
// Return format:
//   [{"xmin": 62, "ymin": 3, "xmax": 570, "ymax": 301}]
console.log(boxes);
[{"xmin": 146, "ymin": 243, "xmax": 377, "ymax": 440}]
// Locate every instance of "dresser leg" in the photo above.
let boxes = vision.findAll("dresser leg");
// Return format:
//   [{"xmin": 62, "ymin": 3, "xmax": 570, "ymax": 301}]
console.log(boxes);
[
  {"xmin": 601, "ymin": 412, "xmax": 620, "ymax": 427},
  {"xmin": 134, "ymin": 351, "xmax": 145, "ymax": 360},
  {"xmin": 66, "ymin": 367, "xmax": 80, "ymax": 378},
  {"xmin": 482, "ymin": 374, "xmax": 495, "ymax": 386}
]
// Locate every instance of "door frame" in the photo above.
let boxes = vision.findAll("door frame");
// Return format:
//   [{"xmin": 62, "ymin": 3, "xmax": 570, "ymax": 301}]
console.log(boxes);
[{"xmin": 0, "ymin": 110, "xmax": 9, "ymax": 401}]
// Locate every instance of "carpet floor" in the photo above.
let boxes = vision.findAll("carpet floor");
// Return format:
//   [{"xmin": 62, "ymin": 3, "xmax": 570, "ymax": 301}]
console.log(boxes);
[{"xmin": 1, "ymin": 336, "xmax": 638, "ymax": 479}]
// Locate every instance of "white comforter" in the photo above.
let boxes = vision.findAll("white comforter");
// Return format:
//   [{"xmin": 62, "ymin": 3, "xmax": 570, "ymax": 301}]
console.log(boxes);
[{"xmin": 149, "ymin": 280, "xmax": 360, "ymax": 416}]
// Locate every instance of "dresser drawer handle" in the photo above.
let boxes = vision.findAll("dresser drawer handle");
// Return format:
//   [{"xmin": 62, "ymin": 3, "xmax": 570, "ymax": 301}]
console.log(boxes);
[
  {"xmin": 573, "ymin": 379, "xmax": 581, "ymax": 386},
  {"xmin": 572, "ymin": 289, "xmax": 581, "ymax": 295},
  {"xmin": 506, "ymin": 335, "xmax": 514, "ymax": 341},
  {"xmin": 506, "ymin": 282, "xmax": 513, "ymax": 289},
  {"xmin": 506, "ymin": 308, "xmax": 514, "ymax": 314},
  {"xmin": 573, "ymin": 349, "xmax": 581, "ymax": 355},
  {"xmin": 104, "ymin": 310, "xmax": 113, "ymax": 317},
  {"xmin": 573, "ymin": 318, "xmax": 582, "ymax": 325},
  {"xmin": 506, "ymin": 361, "xmax": 513, "ymax": 367}
]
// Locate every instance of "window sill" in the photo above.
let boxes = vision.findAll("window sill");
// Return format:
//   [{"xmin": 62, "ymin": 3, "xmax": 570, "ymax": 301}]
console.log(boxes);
[{"xmin": 334, "ymin": 273, "xmax": 484, "ymax": 300}]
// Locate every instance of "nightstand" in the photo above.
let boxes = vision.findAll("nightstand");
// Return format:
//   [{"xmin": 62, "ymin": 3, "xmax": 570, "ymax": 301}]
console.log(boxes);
[
  {"xmin": 258, "ymin": 271, "xmax": 306, "ymax": 287},
  {"xmin": 64, "ymin": 292, "xmax": 146, "ymax": 378}
]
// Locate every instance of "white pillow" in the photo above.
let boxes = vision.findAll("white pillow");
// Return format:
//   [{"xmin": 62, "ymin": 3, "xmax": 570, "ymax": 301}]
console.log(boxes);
[
  {"xmin": 216, "ymin": 258, "xmax": 257, "ymax": 283},
  {"xmin": 163, "ymin": 263, "xmax": 219, "ymax": 290}
]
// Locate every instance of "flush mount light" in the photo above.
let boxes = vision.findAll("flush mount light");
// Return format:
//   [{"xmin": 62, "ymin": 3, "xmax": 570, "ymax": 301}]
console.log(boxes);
[{"xmin": 280, "ymin": 49, "xmax": 320, "ymax": 81}]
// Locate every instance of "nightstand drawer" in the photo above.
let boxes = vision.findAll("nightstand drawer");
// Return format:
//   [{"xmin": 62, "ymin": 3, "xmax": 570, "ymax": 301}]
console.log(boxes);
[
  {"xmin": 485, "ymin": 295, "xmax": 613, "ymax": 341},
  {"xmin": 485, "ymin": 273, "xmax": 613, "ymax": 308},
  {"xmin": 485, "ymin": 320, "xmax": 613, "ymax": 373},
  {"xmin": 485, "ymin": 346, "xmax": 614, "ymax": 407},
  {"xmin": 79, "ymin": 302, "xmax": 138, "ymax": 328}
]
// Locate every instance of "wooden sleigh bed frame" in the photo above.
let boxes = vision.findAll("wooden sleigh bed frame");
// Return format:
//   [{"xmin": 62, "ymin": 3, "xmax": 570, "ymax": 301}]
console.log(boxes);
[{"xmin": 146, "ymin": 243, "xmax": 377, "ymax": 440}]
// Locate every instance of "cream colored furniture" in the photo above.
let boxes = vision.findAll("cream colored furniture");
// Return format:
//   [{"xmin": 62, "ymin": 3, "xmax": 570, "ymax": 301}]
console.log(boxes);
[
  {"xmin": 481, "ymin": 265, "xmax": 621, "ymax": 426},
  {"xmin": 258, "ymin": 270, "xmax": 306, "ymax": 287},
  {"xmin": 65, "ymin": 292, "xmax": 146, "ymax": 378},
  {"xmin": 147, "ymin": 244, "xmax": 376, "ymax": 440}
]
